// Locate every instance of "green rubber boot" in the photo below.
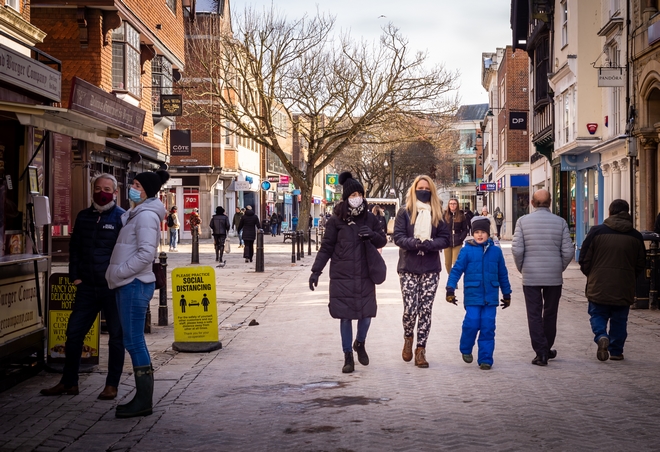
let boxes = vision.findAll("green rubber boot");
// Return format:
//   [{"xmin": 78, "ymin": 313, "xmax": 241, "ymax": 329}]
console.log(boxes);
[{"xmin": 115, "ymin": 365, "xmax": 153, "ymax": 418}]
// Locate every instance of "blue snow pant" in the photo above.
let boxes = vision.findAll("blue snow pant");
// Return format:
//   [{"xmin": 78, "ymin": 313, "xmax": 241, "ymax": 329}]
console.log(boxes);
[{"xmin": 460, "ymin": 305, "xmax": 498, "ymax": 366}]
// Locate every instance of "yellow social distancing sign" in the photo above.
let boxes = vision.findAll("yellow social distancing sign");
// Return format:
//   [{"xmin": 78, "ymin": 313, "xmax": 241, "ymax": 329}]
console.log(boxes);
[{"xmin": 171, "ymin": 266, "xmax": 222, "ymax": 352}]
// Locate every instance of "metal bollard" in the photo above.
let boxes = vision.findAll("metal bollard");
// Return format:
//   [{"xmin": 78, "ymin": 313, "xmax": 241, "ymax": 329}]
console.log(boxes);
[
  {"xmin": 297, "ymin": 231, "xmax": 302, "ymax": 260},
  {"xmin": 291, "ymin": 231, "xmax": 296, "ymax": 264},
  {"xmin": 307, "ymin": 229, "xmax": 312, "ymax": 255},
  {"xmin": 315, "ymin": 227, "xmax": 319, "ymax": 251},
  {"xmin": 256, "ymin": 229, "xmax": 264, "ymax": 272},
  {"xmin": 158, "ymin": 251, "xmax": 168, "ymax": 326},
  {"xmin": 191, "ymin": 227, "xmax": 199, "ymax": 264},
  {"xmin": 300, "ymin": 230, "xmax": 305, "ymax": 259},
  {"xmin": 650, "ymin": 240, "xmax": 658, "ymax": 309}
]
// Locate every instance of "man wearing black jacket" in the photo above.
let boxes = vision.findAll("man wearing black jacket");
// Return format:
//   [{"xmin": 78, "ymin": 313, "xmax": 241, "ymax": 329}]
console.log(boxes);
[
  {"xmin": 210, "ymin": 206, "xmax": 231, "ymax": 264},
  {"xmin": 41, "ymin": 174, "xmax": 125, "ymax": 400}
]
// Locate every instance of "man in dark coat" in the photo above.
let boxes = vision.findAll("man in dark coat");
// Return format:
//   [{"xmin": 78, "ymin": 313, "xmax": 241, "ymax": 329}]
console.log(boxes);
[
  {"xmin": 41, "ymin": 174, "xmax": 125, "ymax": 400},
  {"xmin": 579, "ymin": 199, "xmax": 646, "ymax": 361},
  {"xmin": 237, "ymin": 205, "xmax": 260, "ymax": 263},
  {"xmin": 309, "ymin": 172, "xmax": 387, "ymax": 374},
  {"xmin": 232, "ymin": 207, "xmax": 244, "ymax": 247},
  {"xmin": 210, "ymin": 206, "xmax": 230, "ymax": 264}
]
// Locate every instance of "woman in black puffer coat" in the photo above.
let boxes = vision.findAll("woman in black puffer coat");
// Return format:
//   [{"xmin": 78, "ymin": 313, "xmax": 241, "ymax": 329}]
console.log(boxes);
[
  {"xmin": 237, "ymin": 205, "xmax": 260, "ymax": 263},
  {"xmin": 309, "ymin": 172, "xmax": 387, "ymax": 374}
]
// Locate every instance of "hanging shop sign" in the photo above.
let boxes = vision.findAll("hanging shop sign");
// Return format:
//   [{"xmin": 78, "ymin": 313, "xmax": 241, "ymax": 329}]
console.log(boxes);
[
  {"xmin": 279, "ymin": 175, "xmax": 290, "ymax": 184},
  {"xmin": 508, "ymin": 112, "xmax": 527, "ymax": 130},
  {"xmin": 326, "ymin": 173, "xmax": 338, "ymax": 185},
  {"xmin": 598, "ymin": 68, "xmax": 625, "ymax": 87},
  {"xmin": 160, "ymin": 94, "xmax": 183, "ymax": 116},
  {"xmin": 170, "ymin": 129, "xmax": 191, "ymax": 156}
]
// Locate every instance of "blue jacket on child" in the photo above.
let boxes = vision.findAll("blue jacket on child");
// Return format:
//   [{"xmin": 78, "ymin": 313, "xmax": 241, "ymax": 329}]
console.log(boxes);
[{"xmin": 447, "ymin": 238, "xmax": 511, "ymax": 305}]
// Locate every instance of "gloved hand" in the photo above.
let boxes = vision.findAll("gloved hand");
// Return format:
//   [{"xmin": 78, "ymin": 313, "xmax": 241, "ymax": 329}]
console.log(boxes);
[
  {"xmin": 309, "ymin": 272, "xmax": 320, "ymax": 291},
  {"xmin": 446, "ymin": 288, "xmax": 457, "ymax": 305},
  {"xmin": 419, "ymin": 240, "xmax": 433, "ymax": 252},
  {"xmin": 500, "ymin": 294, "xmax": 511, "ymax": 309},
  {"xmin": 358, "ymin": 225, "xmax": 373, "ymax": 240}
]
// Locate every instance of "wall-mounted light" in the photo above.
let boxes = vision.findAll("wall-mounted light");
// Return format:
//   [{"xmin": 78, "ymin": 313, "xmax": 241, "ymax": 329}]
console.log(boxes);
[{"xmin": 155, "ymin": 24, "xmax": 162, "ymax": 30}]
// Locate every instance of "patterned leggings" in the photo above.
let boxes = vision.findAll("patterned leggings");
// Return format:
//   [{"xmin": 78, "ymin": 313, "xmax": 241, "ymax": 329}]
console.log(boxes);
[{"xmin": 399, "ymin": 272, "xmax": 440, "ymax": 348}]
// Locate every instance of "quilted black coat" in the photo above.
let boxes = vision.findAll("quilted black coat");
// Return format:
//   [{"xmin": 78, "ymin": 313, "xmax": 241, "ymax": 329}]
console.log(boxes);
[
  {"xmin": 69, "ymin": 204, "xmax": 125, "ymax": 286},
  {"xmin": 311, "ymin": 202, "xmax": 387, "ymax": 320}
]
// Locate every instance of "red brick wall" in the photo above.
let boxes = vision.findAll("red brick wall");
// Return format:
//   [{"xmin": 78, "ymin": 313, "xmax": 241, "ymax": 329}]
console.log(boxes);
[
  {"xmin": 123, "ymin": 0, "xmax": 185, "ymax": 64},
  {"xmin": 500, "ymin": 46, "xmax": 529, "ymax": 164}
]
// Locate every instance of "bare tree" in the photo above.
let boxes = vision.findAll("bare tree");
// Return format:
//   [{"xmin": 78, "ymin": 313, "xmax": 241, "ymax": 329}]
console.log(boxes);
[{"xmin": 182, "ymin": 7, "xmax": 459, "ymax": 230}]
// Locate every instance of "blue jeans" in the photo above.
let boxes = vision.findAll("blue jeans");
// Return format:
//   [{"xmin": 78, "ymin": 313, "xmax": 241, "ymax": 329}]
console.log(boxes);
[
  {"xmin": 271, "ymin": 224, "xmax": 277, "ymax": 236},
  {"xmin": 588, "ymin": 302, "xmax": 630, "ymax": 356},
  {"xmin": 340, "ymin": 318, "xmax": 372, "ymax": 353},
  {"xmin": 460, "ymin": 305, "xmax": 497, "ymax": 366},
  {"xmin": 239, "ymin": 230, "xmax": 243, "ymax": 246},
  {"xmin": 61, "ymin": 283, "xmax": 123, "ymax": 387},
  {"xmin": 169, "ymin": 228, "xmax": 178, "ymax": 249},
  {"xmin": 116, "ymin": 279, "xmax": 154, "ymax": 367}
]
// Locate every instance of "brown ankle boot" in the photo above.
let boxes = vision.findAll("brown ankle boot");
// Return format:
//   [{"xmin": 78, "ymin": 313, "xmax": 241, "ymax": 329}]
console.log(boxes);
[
  {"xmin": 414, "ymin": 347, "xmax": 429, "ymax": 368},
  {"xmin": 40, "ymin": 383, "xmax": 79, "ymax": 396},
  {"xmin": 98, "ymin": 385, "xmax": 118, "ymax": 400},
  {"xmin": 402, "ymin": 336, "xmax": 414, "ymax": 362}
]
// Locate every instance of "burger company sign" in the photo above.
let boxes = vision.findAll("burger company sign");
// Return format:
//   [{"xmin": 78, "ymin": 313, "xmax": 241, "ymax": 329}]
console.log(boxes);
[{"xmin": 170, "ymin": 129, "xmax": 191, "ymax": 156}]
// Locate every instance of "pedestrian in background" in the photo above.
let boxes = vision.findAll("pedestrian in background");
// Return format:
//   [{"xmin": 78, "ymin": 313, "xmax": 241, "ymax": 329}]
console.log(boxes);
[
  {"xmin": 393, "ymin": 175, "xmax": 450, "ymax": 368},
  {"xmin": 270, "ymin": 212, "xmax": 279, "ymax": 237},
  {"xmin": 210, "ymin": 206, "xmax": 230, "ymax": 264},
  {"xmin": 292, "ymin": 215, "xmax": 299, "ymax": 231},
  {"xmin": 511, "ymin": 189, "xmax": 574, "ymax": 366},
  {"xmin": 443, "ymin": 198, "xmax": 469, "ymax": 275},
  {"xmin": 232, "ymin": 207, "xmax": 244, "ymax": 248},
  {"xmin": 106, "ymin": 170, "xmax": 169, "ymax": 418},
  {"xmin": 41, "ymin": 173, "xmax": 125, "ymax": 400},
  {"xmin": 464, "ymin": 203, "xmax": 474, "ymax": 233},
  {"xmin": 578, "ymin": 199, "xmax": 646, "ymax": 362},
  {"xmin": 493, "ymin": 207, "xmax": 504, "ymax": 239},
  {"xmin": 309, "ymin": 172, "xmax": 386, "ymax": 374},
  {"xmin": 167, "ymin": 206, "xmax": 179, "ymax": 252},
  {"xmin": 277, "ymin": 212, "xmax": 283, "ymax": 235},
  {"xmin": 446, "ymin": 216, "xmax": 512, "ymax": 370},
  {"xmin": 238, "ymin": 205, "xmax": 260, "ymax": 263},
  {"xmin": 372, "ymin": 205, "xmax": 386, "ymax": 237}
]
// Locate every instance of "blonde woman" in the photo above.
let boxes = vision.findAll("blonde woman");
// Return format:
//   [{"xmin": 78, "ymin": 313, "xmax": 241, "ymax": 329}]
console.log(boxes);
[{"xmin": 393, "ymin": 175, "xmax": 450, "ymax": 368}]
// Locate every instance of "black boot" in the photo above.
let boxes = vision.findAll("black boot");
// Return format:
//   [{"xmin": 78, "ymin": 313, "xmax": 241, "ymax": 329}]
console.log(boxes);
[
  {"xmin": 115, "ymin": 365, "xmax": 153, "ymax": 418},
  {"xmin": 215, "ymin": 249, "xmax": 219, "ymax": 261},
  {"xmin": 352, "ymin": 340, "xmax": 369, "ymax": 366},
  {"xmin": 342, "ymin": 352, "xmax": 354, "ymax": 373}
]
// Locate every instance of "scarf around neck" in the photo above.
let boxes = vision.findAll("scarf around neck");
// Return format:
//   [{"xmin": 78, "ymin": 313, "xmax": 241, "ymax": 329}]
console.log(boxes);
[
  {"xmin": 346, "ymin": 202, "xmax": 365, "ymax": 225},
  {"xmin": 414, "ymin": 200, "xmax": 432, "ymax": 241}
]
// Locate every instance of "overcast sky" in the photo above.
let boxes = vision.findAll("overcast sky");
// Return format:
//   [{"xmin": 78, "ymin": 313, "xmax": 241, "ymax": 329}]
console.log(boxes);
[{"xmin": 196, "ymin": 0, "xmax": 513, "ymax": 106}]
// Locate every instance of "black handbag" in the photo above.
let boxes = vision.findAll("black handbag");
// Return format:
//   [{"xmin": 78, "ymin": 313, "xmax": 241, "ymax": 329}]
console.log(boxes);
[
  {"xmin": 153, "ymin": 262, "xmax": 166, "ymax": 290},
  {"xmin": 364, "ymin": 240, "xmax": 387, "ymax": 285}
]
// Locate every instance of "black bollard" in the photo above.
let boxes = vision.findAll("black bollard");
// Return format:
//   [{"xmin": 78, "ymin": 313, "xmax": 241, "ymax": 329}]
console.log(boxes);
[
  {"xmin": 158, "ymin": 251, "xmax": 168, "ymax": 326},
  {"xmin": 191, "ymin": 226, "xmax": 200, "ymax": 264},
  {"xmin": 296, "ymin": 231, "xmax": 302, "ymax": 261},
  {"xmin": 300, "ymin": 230, "xmax": 305, "ymax": 259},
  {"xmin": 307, "ymin": 229, "xmax": 312, "ymax": 255},
  {"xmin": 315, "ymin": 227, "xmax": 319, "ymax": 251},
  {"xmin": 650, "ymin": 240, "xmax": 658, "ymax": 310},
  {"xmin": 291, "ymin": 230, "xmax": 296, "ymax": 264},
  {"xmin": 256, "ymin": 229, "xmax": 264, "ymax": 272}
]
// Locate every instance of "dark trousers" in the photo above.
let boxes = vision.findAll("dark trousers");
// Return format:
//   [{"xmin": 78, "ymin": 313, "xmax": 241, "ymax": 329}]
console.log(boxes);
[
  {"xmin": 243, "ymin": 239, "xmax": 255, "ymax": 261},
  {"xmin": 496, "ymin": 224, "xmax": 502, "ymax": 238},
  {"xmin": 61, "ymin": 283, "xmax": 124, "ymax": 387},
  {"xmin": 213, "ymin": 234, "xmax": 226, "ymax": 261},
  {"xmin": 588, "ymin": 302, "xmax": 630, "ymax": 356},
  {"xmin": 523, "ymin": 285, "xmax": 562, "ymax": 356}
]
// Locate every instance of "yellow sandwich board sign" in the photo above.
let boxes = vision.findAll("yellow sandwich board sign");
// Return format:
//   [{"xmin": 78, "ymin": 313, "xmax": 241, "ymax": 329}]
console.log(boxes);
[{"xmin": 171, "ymin": 266, "xmax": 221, "ymax": 352}]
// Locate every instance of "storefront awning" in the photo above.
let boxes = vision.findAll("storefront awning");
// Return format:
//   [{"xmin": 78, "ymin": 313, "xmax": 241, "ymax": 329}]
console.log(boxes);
[{"xmin": 107, "ymin": 137, "xmax": 167, "ymax": 164}]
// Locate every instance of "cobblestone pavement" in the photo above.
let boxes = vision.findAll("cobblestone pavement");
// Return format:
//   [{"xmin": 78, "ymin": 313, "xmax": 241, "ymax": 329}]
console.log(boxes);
[{"xmin": 2, "ymin": 234, "xmax": 660, "ymax": 451}]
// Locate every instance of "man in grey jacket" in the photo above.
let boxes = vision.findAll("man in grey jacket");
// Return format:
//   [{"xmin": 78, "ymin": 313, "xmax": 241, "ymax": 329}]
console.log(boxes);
[{"xmin": 512, "ymin": 189, "xmax": 574, "ymax": 366}]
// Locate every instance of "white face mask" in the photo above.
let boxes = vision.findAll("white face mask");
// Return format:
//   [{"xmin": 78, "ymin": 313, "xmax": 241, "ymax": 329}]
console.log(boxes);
[{"xmin": 348, "ymin": 196, "xmax": 363, "ymax": 208}]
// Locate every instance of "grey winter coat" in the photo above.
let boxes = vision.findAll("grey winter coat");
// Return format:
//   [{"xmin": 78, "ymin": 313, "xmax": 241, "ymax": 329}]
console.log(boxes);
[
  {"xmin": 511, "ymin": 207, "xmax": 574, "ymax": 286},
  {"xmin": 105, "ymin": 198, "xmax": 166, "ymax": 289}
]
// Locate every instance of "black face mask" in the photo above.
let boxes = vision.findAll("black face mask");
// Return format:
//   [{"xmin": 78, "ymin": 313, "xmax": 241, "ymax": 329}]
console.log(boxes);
[{"xmin": 416, "ymin": 190, "xmax": 431, "ymax": 203}]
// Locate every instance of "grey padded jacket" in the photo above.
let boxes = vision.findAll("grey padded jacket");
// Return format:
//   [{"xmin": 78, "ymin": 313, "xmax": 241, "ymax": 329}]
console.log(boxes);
[
  {"xmin": 106, "ymin": 197, "xmax": 166, "ymax": 289},
  {"xmin": 511, "ymin": 207, "xmax": 574, "ymax": 286}
]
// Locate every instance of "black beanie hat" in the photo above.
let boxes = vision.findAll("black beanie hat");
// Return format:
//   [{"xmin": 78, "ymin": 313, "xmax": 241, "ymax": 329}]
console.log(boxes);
[
  {"xmin": 471, "ymin": 216, "xmax": 491, "ymax": 236},
  {"xmin": 339, "ymin": 171, "xmax": 364, "ymax": 200},
  {"xmin": 134, "ymin": 170, "xmax": 170, "ymax": 198},
  {"xmin": 215, "ymin": 206, "xmax": 225, "ymax": 215}
]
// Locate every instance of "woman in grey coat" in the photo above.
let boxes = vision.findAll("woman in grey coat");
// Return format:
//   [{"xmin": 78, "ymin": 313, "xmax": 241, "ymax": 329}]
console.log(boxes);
[{"xmin": 106, "ymin": 170, "xmax": 169, "ymax": 418}]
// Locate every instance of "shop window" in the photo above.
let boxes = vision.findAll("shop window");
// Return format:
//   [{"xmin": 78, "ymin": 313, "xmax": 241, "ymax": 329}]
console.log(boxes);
[
  {"xmin": 112, "ymin": 22, "xmax": 141, "ymax": 98},
  {"xmin": 152, "ymin": 56, "xmax": 173, "ymax": 116}
]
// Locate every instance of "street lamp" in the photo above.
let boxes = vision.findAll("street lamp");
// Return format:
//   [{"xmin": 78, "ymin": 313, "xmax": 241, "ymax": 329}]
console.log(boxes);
[{"xmin": 389, "ymin": 150, "xmax": 395, "ymax": 198}]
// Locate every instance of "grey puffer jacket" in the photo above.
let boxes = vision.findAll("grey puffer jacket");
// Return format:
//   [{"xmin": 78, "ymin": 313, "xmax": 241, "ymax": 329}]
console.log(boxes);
[
  {"xmin": 511, "ymin": 207, "xmax": 574, "ymax": 286},
  {"xmin": 105, "ymin": 198, "xmax": 166, "ymax": 289}
]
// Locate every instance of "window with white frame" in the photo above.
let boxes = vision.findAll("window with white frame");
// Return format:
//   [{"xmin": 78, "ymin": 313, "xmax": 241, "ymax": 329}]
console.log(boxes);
[
  {"xmin": 5, "ymin": 0, "xmax": 19, "ymax": 11},
  {"xmin": 564, "ymin": 90, "xmax": 570, "ymax": 144},
  {"xmin": 571, "ymin": 86, "xmax": 576, "ymax": 139},
  {"xmin": 151, "ymin": 56, "xmax": 173, "ymax": 115},
  {"xmin": 112, "ymin": 22, "xmax": 141, "ymax": 98},
  {"xmin": 561, "ymin": 1, "xmax": 568, "ymax": 48},
  {"xmin": 609, "ymin": 0, "xmax": 620, "ymax": 17},
  {"xmin": 166, "ymin": 0, "xmax": 176, "ymax": 15},
  {"xmin": 499, "ymin": 75, "xmax": 506, "ymax": 108}
]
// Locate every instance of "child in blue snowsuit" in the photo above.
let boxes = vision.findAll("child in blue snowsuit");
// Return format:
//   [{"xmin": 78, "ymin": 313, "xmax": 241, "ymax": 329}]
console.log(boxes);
[{"xmin": 446, "ymin": 216, "xmax": 512, "ymax": 370}]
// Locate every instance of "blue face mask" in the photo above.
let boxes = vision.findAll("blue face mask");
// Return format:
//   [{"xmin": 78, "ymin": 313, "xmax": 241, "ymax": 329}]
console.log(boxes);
[{"xmin": 129, "ymin": 187, "xmax": 143, "ymax": 203}]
